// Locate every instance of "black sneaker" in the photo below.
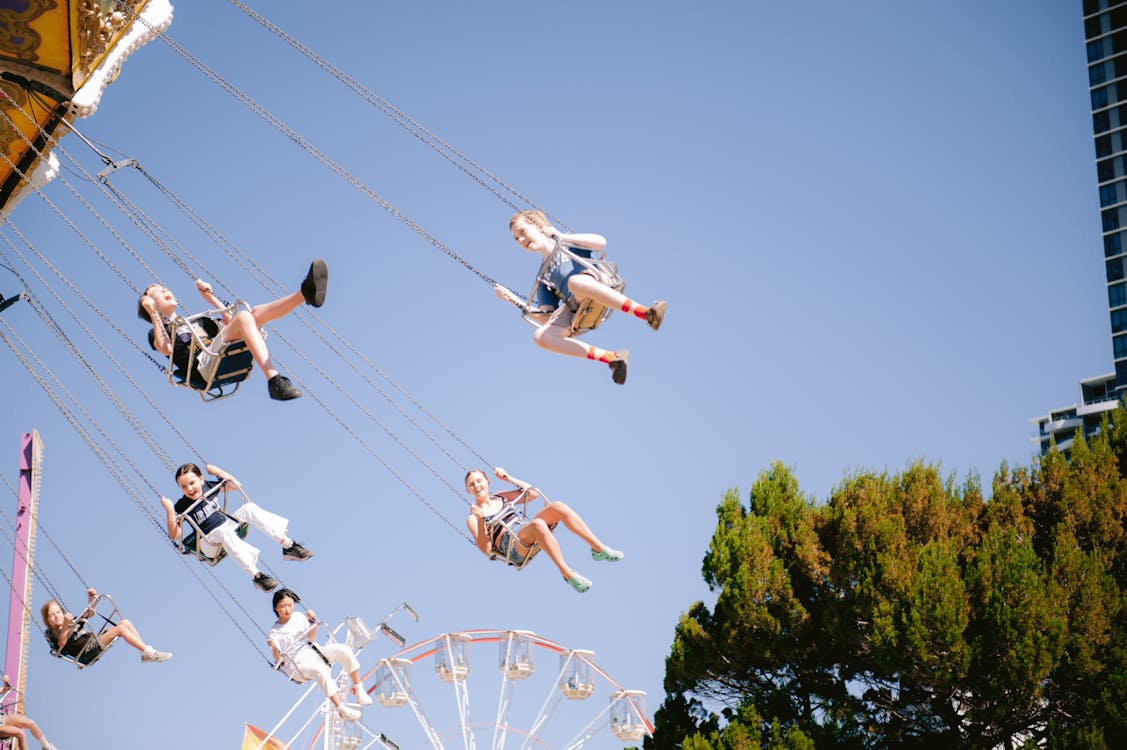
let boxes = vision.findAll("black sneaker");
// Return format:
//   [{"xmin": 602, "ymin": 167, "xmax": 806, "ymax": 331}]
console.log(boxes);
[
  {"xmin": 268, "ymin": 374, "xmax": 302, "ymax": 401},
  {"xmin": 301, "ymin": 259, "xmax": 329, "ymax": 307},
  {"xmin": 645, "ymin": 300, "xmax": 667, "ymax": 331},
  {"xmin": 609, "ymin": 351, "xmax": 629, "ymax": 385},
  {"xmin": 253, "ymin": 572, "xmax": 278, "ymax": 592},
  {"xmin": 282, "ymin": 541, "xmax": 313, "ymax": 561}
]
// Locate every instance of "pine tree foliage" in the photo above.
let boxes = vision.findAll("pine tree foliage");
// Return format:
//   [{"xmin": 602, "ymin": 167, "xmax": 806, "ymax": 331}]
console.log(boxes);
[{"xmin": 651, "ymin": 410, "xmax": 1127, "ymax": 749}]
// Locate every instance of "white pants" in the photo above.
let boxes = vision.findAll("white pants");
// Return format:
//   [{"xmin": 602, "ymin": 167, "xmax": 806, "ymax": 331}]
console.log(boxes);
[
  {"xmin": 198, "ymin": 502, "xmax": 289, "ymax": 577},
  {"xmin": 292, "ymin": 643, "xmax": 359, "ymax": 700}
]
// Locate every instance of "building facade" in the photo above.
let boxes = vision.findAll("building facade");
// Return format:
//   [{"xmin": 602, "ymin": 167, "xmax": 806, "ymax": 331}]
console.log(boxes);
[
  {"xmin": 1031, "ymin": 372, "xmax": 1119, "ymax": 455},
  {"xmin": 1086, "ymin": 1, "xmax": 1127, "ymax": 385}
]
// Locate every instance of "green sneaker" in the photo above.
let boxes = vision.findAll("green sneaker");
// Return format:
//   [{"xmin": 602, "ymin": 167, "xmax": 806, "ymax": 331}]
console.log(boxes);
[
  {"xmin": 566, "ymin": 572, "xmax": 592, "ymax": 593},
  {"xmin": 591, "ymin": 547, "xmax": 624, "ymax": 562}
]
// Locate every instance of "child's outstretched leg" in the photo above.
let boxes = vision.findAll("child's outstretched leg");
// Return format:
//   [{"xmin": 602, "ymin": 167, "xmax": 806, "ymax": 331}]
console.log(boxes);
[
  {"xmin": 102, "ymin": 619, "xmax": 172, "ymax": 662},
  {"xmin": 518, "ymin": 518, "xmax": 591, "ymax": 593},
  {"xmin": 537, "ymin": 501, "xmax": 622, "ymax": 562},
  {"xmin": 533, "ymin": 324, "xmax": 629, "ymax": 385},
  {"xmin": 224, "ymin": 260, "xmax": 328, "ymax": 401},
  {"xmin": 566, "ymin": 274, "xmax": 666, "ymax": 330},
  {"xmin": 1, "ymin": 716, "xmax": 53, "ymax": 750}
]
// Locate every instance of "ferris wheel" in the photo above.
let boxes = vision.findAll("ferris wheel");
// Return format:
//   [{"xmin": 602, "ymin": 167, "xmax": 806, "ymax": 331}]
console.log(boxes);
[{"xmin": 257, "ymin": 626, "xmax": 652, "ymax": 750}]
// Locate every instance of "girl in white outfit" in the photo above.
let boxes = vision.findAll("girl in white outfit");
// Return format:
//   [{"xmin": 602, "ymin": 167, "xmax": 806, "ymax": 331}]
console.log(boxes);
[{"xmin": 267, "ymin": 589, "xmax": 371, "ymax": 722}]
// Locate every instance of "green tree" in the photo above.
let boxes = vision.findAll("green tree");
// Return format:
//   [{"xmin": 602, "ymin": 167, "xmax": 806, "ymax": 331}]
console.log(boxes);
[{"xmin": 652, "ymin": 408, "xmax": 1127, "ymax": 748}]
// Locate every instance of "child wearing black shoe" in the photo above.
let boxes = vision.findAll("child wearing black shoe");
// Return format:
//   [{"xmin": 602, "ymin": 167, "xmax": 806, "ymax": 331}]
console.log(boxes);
[
  {"xmin": 137, "ymin": 259, "xmax": 328, "ymax": 401},
  {"xmin": 493, "ymin": 211, "xmax": 665, "ymax": 385},
  {"xmin": 160, "ymin": 463, "xmax": 314, "ymax": 592}
]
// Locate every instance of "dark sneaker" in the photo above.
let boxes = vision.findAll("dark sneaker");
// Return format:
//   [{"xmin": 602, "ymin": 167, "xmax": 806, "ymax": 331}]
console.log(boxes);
[
  {"xmin": 609, "ymin": 351, "xmax": 629, "ymax": 385},
  {"xmin": 253, "ymin": 572, "xmax": 278, "ymax": 592},
  {"xmin": 268, "ymin": 374, "xmax": 302, "ymax": 401},
  {"xmin": 282, "ymin": 541, "xmax": 313, "ymax": 561},
  {"xmin": 645, "ymin": 300, "xmax": 667, "ymax": 331},
  {"xmin": 301, "ymin": 259, "xmax": 329, "ymax": 307}
]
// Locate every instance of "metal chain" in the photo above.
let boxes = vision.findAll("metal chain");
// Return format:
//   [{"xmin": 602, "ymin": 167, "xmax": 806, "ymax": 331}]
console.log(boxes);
[
  {"xmin": 271, "ymin": 358, "xmax": 472, "ymax": 542},
  {"xmin": 0, "ymin": 229, "xmax": 180, "ymax": 472},
  {"xmin": 132, "ymin": 163, "xmax": 493, "ymax": 469},
  {"xmin": 0, "ymin": 321, "xmax": 274, "ymax": 662},
  {"xmin": 0, "ymin": 477, "xmax": 90, "ymax": 593},
  {"xmin": 145, "ymin": 25, "xmax": 501, "ymax": 287},
  {"xmin": 0, "ymin": 475, "xmax": 68, "ymax": 608},
  {"xmin": 223, "ymin": 0, "xmax": 573, "ymax": 232}
]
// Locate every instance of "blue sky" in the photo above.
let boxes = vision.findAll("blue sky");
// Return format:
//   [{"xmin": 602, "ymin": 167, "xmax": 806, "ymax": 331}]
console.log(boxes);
[{"xmin": 0, "ymin": 2, "xmax": 1109, "ymax": 747}]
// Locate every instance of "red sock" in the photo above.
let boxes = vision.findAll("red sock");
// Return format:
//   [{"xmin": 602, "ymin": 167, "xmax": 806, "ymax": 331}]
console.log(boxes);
[
  {"xmin": 620, "ymin": 300, "xmax": 647, "ymax": 320},
  {"xmin": 586, "ymin": 347, "xmax": 616, "ymax": 364}
]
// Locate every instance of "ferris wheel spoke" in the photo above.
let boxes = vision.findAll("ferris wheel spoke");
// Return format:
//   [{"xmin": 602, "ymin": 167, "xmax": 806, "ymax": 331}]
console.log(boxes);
[{"xmin": 558, "ymin": 701, "xmax": 615, "ymax": 750}]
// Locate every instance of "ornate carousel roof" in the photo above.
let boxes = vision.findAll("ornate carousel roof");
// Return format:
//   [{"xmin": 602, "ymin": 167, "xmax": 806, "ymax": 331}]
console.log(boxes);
[{"xmin": 0, "ymin": 0, "xmax": 172, "ymax": 213}]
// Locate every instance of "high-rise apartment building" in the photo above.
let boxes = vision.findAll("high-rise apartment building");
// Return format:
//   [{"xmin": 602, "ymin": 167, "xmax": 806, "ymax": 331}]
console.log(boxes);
[
  {"xmin": 1027, "ymin": 2, "xmax": 1127, "ymax": 455},
  {"xmin": 1086, "ymin": 1, "xmax": 1127, "ymax": 383}
]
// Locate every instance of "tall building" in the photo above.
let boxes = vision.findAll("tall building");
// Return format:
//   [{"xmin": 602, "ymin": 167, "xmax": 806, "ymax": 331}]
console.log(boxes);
[
  {"xmin": 1086, "ymin": 1, "xmax": 1127, "ymax": 384},
  {"xmin": 1030, "ymin": 373, "xmax": 1118, "ymax": 454},
  {"xmin": 1028, "ymin": 3, "xmax": 1127, "ymax": 455}
]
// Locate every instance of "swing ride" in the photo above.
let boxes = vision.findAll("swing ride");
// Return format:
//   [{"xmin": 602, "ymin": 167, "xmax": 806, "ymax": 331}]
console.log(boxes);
[{"xmin": 0, "ymin": 2, "xmax": 659, "ymax": 747}]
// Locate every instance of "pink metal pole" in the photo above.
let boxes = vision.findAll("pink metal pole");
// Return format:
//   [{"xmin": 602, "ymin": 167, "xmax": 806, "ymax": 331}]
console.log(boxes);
[{"xmin": 3, "ymin": 432, "xmax": 39, "ymax": 714}]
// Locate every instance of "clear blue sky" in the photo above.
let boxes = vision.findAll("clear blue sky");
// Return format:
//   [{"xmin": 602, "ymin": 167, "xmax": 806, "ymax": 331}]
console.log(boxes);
[{"xmin": 0, "ymin": 2, "xmax": 1107, "ymax": 747}]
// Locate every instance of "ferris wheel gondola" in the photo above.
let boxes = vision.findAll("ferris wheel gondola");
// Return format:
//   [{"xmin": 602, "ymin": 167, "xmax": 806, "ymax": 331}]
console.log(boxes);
[{"xmin": 365, "ymin": 629, "xmax": 651, "ymax": 750}]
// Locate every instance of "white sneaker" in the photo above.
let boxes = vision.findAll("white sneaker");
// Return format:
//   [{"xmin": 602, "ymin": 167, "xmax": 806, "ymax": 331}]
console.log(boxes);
[
  {"xmin": 141, "ymin": 647, "xmax": 173, "ymax": 663},
  {"xmin": 354, "ymin": 686, "xmax": 373, "ymax": 706},
  {"xmin": 337, "ymin": 704, "xmax": 361, "ymax": 722}
]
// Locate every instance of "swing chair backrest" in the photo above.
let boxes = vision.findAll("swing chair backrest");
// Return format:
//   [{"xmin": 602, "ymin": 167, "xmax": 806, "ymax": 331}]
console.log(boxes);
[
  {"xmin": 164, "ymin": 305, "xmax": 255, "ymax": 402},
  {"xmin": 486, "ymin": 488, "xmax": 556, "ymax": 571},
  {"xmin": 177, "ymin": 480, "xmax": 250, "ymax": 566},
  {"xmin": 524, "ymin": 245, "xmax": 625, "ymax": 337},
  {"xmin": 44, "ymin": 593, "xmax": 121, "ymax": 670}
]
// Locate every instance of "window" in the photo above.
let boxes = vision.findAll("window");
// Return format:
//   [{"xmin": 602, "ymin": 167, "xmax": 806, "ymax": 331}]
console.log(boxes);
[
  {"xmin": 1102, "ymin": 183, "xmax": 1120, "ymax": 207},
  {"xmin": 1111, "ymin": 282, "xmax": 1127, "ymax": 308},
  {"xmin": 1088, "ymin": 16, "xmax": 1104, "ymax": 39},
  {"xmin": 1109, "ymin": 257, "xmax": 1125, "ymax": 281},
  {"xmin": 1092, "ymin": 62, "xmax": 1108, "ymax": 86},
  {"xmin": 1095, "ymin": 85, "xmax": 1111, "ymax": 109},
  {"xmin": 1111, "ymin": 308, "xmax": 1127, "ymax": 333},
  {"xmin": 1104, "ymin": 207, "xmax": 1122, "ymax": 231},
  {"xmin": 1113, "ymin": 334, "xmax": 1127, "ymax": 358},
  {"xmin": 1096, "ymin": 110, "xmax": 1112, "ymax": 133},
  {"xmin": 1116, "ymin": 360, "xmax": 1127, "ymax": 385},
  {"xmin": 1098, "ymin": 134, "xmax": 1114, "ymax": 158},
  {"xmin": 1085, "ymin": 0, "xmax": 1101, "ymax": 16},
  {"xmin": 1105, "ymin": 232, "xmax": 1122, "ymax": 257},
  {"xmin": 1100, "ymin": 158, "xmax": 1116, "ymax": 182}
]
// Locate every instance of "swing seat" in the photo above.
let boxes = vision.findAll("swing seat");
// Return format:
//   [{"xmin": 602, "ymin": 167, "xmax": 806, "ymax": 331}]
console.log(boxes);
[
  {"xmin": 44, "ymin": 594, "xmax": 121, "ymax": 670},
  {"xmin": 485, "ymin": 490, "xmax": 558, "ymax": 571},
  {"xmin": 523, "ymin": 245, "xmax": 625, "ymax": 337},
  {"xmin": 176, "ymin": 480, "xmax": 250, "ymax": 565},
  {"xmin": 165, "ymin": 307, "xmax": 256, "ymax": 402},
  {"xmin": 179, "ymin": 517, "xmax": 250, "ymax": 565}
]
